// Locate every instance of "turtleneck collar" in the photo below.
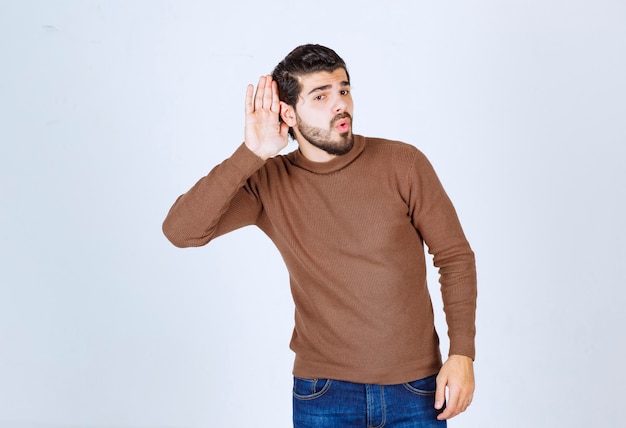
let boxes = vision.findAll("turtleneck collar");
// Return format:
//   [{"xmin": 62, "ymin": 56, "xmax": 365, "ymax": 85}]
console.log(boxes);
[{"xmin": 288, "ymin": 135, "xmax": 366, "ymax": 174}]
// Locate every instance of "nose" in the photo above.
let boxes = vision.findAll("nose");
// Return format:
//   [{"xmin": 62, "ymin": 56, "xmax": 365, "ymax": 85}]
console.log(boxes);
[{"xmin": 333, "ymin": 96, "xmax": 347, "ymax": 114}]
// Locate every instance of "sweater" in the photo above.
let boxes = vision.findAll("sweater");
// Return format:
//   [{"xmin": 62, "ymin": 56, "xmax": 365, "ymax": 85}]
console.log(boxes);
[{"xmin": 162, "ymin": 135, "xmax": 477, "ymax": 385}]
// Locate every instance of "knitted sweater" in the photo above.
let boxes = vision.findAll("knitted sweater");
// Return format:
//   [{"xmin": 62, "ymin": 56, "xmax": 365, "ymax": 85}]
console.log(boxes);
[{"xmin": 163, "ymin": 135, "xmax": 477, "ymax": 385}]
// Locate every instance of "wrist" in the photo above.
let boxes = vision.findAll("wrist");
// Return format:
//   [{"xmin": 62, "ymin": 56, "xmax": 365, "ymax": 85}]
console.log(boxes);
[{"xmin": 244, "ymin": 140, "xmax": 271, "ymax": 160}]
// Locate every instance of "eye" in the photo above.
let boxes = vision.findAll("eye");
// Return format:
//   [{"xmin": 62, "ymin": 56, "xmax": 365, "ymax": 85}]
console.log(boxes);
[
  {"xmin": 314, "ymin": 94, "xmax": 326, "ymax": 101},
  {"xmin": 340, "ymin": 89, "xmax": 350, "ymax": 95}
]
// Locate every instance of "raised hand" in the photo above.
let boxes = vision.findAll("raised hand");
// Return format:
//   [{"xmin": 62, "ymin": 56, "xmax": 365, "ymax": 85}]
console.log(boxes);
[{"xmin": 244, "ymin": 75, "xmax": 290, "ymax": 160}]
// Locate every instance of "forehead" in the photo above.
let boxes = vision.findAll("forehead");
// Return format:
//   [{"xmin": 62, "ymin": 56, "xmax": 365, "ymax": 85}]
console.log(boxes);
[{"xmin": 298, "ymin": 68, "xmax": 350, "ymax": 92}]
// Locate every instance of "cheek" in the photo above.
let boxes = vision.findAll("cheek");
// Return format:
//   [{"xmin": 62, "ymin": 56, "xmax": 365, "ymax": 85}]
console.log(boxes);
[
  {"xmin": 305, "ymin": 110, "xmax": 327, "ymax": 126},
  {"xmin": 346, "ymin": 97, "xmax": 354, "ymax": 112}
]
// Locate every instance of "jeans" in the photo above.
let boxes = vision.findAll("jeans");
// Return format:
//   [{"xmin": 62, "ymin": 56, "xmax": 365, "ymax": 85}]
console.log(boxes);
[{"xmin": 293, "ymin": 374, "xmax": 446, "ymax": 427}]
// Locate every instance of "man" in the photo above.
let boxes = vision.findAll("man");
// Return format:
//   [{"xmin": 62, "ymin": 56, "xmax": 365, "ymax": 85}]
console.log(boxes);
[{"xmin": 163, "ymin": 44, "xmax": 477, "ymax": 427}]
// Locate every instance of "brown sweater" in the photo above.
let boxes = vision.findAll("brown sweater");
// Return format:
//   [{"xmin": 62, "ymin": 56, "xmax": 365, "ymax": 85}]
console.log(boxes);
[{"xmin": 163, "ymin": 135, "xmax": 477, "ymax": 385}]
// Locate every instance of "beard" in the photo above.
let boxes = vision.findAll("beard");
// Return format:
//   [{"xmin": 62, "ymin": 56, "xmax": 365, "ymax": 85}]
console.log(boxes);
[{"xmin": 296, "ymin": 112, "xmax": 354, "ymax": 156}]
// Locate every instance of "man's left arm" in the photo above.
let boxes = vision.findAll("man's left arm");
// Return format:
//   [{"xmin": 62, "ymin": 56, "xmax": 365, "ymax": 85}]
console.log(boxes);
[{"xmin": 407, "ymin": 149, "xmax": 478, "ymax": 420}]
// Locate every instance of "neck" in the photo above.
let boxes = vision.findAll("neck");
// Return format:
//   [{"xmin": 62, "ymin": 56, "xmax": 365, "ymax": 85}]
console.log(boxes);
[{"xmin": 296, "ymin": 138, "xmax": 338, "ymax": 163}]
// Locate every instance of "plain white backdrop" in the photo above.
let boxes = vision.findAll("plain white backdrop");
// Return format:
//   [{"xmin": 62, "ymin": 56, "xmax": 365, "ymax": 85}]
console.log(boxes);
[{"xmin": 1, "ymin": 1, "xmax": 625, "ymax": 427}]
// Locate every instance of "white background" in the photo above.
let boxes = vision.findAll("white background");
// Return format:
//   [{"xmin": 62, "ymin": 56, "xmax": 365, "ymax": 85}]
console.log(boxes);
[{"xmin": 1, "ymin": 1, "xmax": 625, "ymax": 427}]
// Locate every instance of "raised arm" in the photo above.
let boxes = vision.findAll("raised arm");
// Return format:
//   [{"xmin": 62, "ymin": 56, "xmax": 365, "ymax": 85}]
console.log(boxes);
[{"xmin": 162, "ymin": 76, "xmax": 288, "ymax": 247}]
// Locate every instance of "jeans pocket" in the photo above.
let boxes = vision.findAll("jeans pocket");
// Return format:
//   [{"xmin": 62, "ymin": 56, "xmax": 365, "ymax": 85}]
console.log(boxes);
[
  {"xmin": 402, "ymin": 374, "xmax": 438, "ymax": 396},
  {"xmin": 293, "ymin": 377, "xmax": 332, "ymax": 400}
]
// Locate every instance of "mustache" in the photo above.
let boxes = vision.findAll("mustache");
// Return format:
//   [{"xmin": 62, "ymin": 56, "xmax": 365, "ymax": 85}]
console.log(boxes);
[{"xmin": 331, "ymin": 112, "xmax": 352, "ymax": 126}]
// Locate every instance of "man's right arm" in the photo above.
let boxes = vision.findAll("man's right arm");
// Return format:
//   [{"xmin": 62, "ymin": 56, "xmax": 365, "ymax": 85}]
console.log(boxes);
[
  {"xmin": 162, "ymin": 75, "xmax": 289, "ymax": 248},
  {"xmin": 162, "ymin": 143, "xmax": 266, "ymax": 248}
]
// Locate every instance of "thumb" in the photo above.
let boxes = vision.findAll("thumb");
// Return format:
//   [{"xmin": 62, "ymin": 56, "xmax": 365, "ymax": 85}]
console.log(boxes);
[
  {"xmin": 279, "ymin": 121, "xmax": 290, "ymax": 139},
  {"xmin": 434, "ymin": 374, "xmax": 446, "ymax": 410}
]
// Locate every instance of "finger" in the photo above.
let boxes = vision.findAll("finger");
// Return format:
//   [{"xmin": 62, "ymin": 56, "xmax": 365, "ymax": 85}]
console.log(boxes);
[
  {"xmin": 270, "ymin": 80, "xmax": 280, "ymax": 113},
  {"xmin": 279, "ymin": 121, "xmax": 290, "ymax": 139},
  {"xmin": 254, "ymin": 76, "xmax": 266, "ymax": 111},
  {"xmin": 434, "ymin": 374, "xmax": 446, "ymax": 410},
  {"xmin": 437, "ymin": 389, "xmax": 459, "ymax": 420},
  {"xmin": 437, "ymin": 407, "xmax": 458, "ymax": 421},
  {"xmin": 245, "ymin": 84, "xmax": 254, "ymax": 115},
  {"xmin": 438, "ymin": 401, "xmax": 469, "ymax": 421},
  {"xmin": 436, "ymin": 387, "xmax": 471, "ymax": 420},
  {"xmin": 262, "ymin": 75, "xmax": 273, "ymax": 109}
]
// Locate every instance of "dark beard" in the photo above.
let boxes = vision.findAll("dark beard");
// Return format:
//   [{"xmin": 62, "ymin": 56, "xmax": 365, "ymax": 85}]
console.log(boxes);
[{"xmin": 297, "ymin": 112, "xmax": 354, "ymax": 156}]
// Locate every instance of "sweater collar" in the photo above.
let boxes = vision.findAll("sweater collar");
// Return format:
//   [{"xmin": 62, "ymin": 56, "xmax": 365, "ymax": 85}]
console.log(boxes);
[{"xmin": 289, "ymin": 135, "xmax": 366, "ymax": 174}]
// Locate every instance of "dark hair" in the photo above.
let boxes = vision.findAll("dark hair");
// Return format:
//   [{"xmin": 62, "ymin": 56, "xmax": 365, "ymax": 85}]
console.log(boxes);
[{"xmin": 272, "ymin": 44, "xmax": 350, "ymax": 138}]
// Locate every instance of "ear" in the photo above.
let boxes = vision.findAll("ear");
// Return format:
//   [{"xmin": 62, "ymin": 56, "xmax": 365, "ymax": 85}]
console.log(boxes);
[{"xmin": 279, "ymin": 101, "xmax": 297, "ymax": 127}]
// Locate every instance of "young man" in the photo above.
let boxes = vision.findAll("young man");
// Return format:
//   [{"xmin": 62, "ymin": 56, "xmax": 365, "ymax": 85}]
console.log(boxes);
[{"xmin": 163, "ymin": 44, "xmax": 477, "ymax": 427}]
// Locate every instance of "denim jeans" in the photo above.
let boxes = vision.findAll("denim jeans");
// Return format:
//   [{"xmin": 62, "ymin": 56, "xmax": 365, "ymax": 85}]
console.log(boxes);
[{"xmin": 293, "ymin": 374, "xmax": 446, "ymax": 427}]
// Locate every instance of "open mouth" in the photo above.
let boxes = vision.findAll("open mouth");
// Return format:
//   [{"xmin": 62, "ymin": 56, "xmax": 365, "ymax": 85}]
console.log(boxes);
[{"xmin": 334, "ymin": 116, "xmax": 351, "ymax": 133}]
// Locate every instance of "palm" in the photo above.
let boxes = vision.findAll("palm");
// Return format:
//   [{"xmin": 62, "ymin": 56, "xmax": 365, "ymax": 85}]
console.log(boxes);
[{"xmin": 244, "ymin": 76, "xmax": 289, "ymax": 160}]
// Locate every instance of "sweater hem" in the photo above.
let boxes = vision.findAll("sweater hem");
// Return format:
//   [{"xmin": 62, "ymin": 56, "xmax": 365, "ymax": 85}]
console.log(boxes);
[{"xmin": 292, "ymin": 355, "xmax": 443, "ymax": 386}]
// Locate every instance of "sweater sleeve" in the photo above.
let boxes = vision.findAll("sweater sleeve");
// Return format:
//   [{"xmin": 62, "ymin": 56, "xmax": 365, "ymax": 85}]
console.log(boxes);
[
  {"xmin": 407, "ymin": 150, "xmax": 477, "ymax": 360},
  {"xmin": 162, "ymin": 143, "xmax": 266, "ymax": 248}
]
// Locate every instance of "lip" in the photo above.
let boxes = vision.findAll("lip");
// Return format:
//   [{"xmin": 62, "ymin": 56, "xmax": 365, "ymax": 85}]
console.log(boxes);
[{"xmin": 335, "ymin": 117, "xmax": 351, "ymax": 131}]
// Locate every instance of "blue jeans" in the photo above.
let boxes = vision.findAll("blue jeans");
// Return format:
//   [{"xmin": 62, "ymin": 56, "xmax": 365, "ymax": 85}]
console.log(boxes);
[{"xmin": 293, "ymin": 374, "xmax": 446, "ymax": 427}]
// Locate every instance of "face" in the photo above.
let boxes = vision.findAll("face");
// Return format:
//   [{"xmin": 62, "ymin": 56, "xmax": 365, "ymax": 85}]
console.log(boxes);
[{"xmin": 291, "ymin": 68, "xmax": 354, "ymax": 157}]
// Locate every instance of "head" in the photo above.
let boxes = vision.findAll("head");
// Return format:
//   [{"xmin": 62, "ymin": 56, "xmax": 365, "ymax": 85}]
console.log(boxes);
[
  {"xmin": 272, "ymin": 44, "xmax": 350, "ymax": 111},
  {"xmin": 272, "ymin": 44, "xmax": 354, "ymax": 157}
]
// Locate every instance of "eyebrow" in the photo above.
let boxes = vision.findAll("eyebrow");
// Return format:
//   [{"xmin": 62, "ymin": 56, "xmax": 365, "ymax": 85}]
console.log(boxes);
[{"xmin": 307, "ymin": 80, "xmax": 351, "ymax": 96}]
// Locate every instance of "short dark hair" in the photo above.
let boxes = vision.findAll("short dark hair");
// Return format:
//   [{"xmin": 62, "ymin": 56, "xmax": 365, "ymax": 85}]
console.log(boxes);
[{"xmin": 272, "ymin": 44, "xmax": 350, "ymax": 138}]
